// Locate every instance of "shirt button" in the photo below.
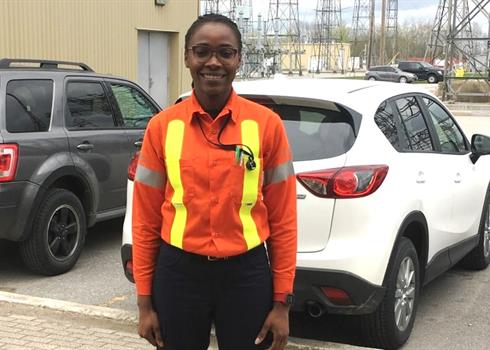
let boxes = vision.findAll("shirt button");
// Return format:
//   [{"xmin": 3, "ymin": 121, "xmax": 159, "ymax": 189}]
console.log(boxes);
[
  {"xmin": 211, "ymin": 160, "xmax": 217, "ymax": 167},
  {"xmin": 212, "ymin": 232, "xmax": 219, "ymax": 237},
  {"xmin": 210, "ymin": 128, "xmax": 217, "ymax": 135},
  {"xmin": 211, "ymin": 197, "xmax": 218, "ymax": 204}
]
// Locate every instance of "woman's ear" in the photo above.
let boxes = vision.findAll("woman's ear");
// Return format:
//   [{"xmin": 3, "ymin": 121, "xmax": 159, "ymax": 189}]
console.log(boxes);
[{"xmin": 184, "ymin": 51, "xmax": 190, "ymax": 68}]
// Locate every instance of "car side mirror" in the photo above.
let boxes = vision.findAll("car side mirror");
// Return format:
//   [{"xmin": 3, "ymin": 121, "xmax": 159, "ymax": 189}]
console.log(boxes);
[{"xmin": 470, "ymin": 134, "xmax": 490, "ymax": 164}]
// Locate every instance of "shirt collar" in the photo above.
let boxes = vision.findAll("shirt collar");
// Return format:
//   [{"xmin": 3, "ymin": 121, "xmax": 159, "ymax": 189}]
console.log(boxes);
[{"xmin": 189, "ymin": 89, "xmax": 239, "ymax": 123}]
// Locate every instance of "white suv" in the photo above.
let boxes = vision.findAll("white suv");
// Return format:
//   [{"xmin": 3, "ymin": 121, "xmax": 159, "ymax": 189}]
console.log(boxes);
[{"xmin": 122, "ymin": 79, "xmax": 490, "ymax": 349}]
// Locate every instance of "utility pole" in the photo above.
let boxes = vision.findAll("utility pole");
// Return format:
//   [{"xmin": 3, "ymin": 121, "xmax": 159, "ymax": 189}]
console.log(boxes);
[
  {"xmin": 367, "ymin": 0, "xmax": 375, "ymax": 68},
  {"xmin": 379, "ymin": 0, "xmax": 387, "ymax": 64}
]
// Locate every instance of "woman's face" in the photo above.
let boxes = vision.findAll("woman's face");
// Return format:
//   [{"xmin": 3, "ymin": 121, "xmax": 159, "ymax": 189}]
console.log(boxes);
[{"xmin": 185, "ymin": 22, "xmax": 241, "ymax": 99}]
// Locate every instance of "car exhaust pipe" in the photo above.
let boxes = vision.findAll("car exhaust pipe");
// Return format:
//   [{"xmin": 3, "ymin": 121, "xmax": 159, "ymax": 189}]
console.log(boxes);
[{"xmin": 306, "ymin": 301, "xmax": 325, "ymax": 318}]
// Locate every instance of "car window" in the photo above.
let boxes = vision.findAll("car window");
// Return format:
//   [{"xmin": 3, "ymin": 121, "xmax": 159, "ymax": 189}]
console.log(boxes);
[
  {"xmin": 261, "ymin": 103, "xmax": 356, "ymax": 161},
  {"xmin": 422, "ymin": 97, "xmax": 467, "ymax": 153},
  {"xmin": 395, "ymin": 96, "xmax": 434, "ymax": 152},
  {"xmin": 6, "ymin": 79, "xmax": 53, "ymax": 133},
  {"xmin": 65, "ymin": 81, "xmax": 116, "ymax": 129},
  {"xmin": 375, "ymin": 101, "xmax": 400, "ymax": 149},
  {"xmin": 109, "ymin": 83, "xmax": 158, "ymax": 128}
]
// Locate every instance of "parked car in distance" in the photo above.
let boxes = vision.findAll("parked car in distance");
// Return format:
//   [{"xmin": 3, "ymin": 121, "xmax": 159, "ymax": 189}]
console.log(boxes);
[
  {"xmin": 398, "ymin": 60, "xmax": 444, "ymax": 83},
  {"xmin": 121, "ymin": 79, "xmax": 490, "ymax": 349},
  {"xmin": 365, "ymin": 65, "xmax": 417, "ymax": 83},
  {"xmin": 0, "ymin": 58, "xmax": 160, "ymax": 276}
]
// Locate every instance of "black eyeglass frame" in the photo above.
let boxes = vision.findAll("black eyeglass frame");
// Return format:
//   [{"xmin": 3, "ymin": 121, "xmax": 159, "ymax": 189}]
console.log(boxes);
[{"xmin": 186, "ymin": 45, "xmax": 239, "ymax": 63}]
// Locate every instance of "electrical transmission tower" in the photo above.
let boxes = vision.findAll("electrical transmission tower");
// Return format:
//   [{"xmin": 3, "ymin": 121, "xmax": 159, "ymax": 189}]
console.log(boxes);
[
  {"xmin": 351, "ymin": 0, "xmax": 371, "ymax": 69},
  {"xmin": 202, "ymin": 0, "xmax": 238, "ymax": 20},
  {"xmin": 386, "ymin": 0, "xmax": 398, "ymax": 62},
  {"xmin": 265, "ymin": 0, "xmax": 303, "ymax": 75},
  {"xmin": 443, "ymin": 0, "xmax": 490, "ymax": 101},
  {"xmin": 425, "ymin": 0, "xmax": 474, "ymax": 64},
  {"xmin": 312, "ymin": 0, "xmax": 343, "ymax": 73}
]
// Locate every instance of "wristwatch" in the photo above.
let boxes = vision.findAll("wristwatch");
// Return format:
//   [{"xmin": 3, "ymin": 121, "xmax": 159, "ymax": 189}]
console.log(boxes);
[{"xmin": 279, "ymin": 293, "xmax": 295, "ymax": 307}]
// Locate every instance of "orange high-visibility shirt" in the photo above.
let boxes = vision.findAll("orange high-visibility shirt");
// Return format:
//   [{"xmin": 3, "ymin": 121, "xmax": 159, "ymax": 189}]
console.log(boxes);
[{"xmin": 132, "ymin": 90, "xmax": 297, "ymax": 301}]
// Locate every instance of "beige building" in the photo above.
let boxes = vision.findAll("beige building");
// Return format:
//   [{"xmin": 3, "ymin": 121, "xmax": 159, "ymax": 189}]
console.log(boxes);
[
  {"xmin": 0, "ymin": 0, "xmax": 200, "ymax": 108},
  {"xmin": 279, "ymin": 42, "xmax": 351, "ymax": 74}
]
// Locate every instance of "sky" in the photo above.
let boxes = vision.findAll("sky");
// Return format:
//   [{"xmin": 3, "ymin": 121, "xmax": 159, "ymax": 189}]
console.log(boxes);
[{"xmin": 247, "ymin": 0, "xmax": 487, "ymax": 27}]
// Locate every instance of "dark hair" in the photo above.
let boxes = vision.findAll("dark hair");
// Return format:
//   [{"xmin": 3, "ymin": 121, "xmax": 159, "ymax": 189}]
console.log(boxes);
[{"xmin": 185, "ymin": 13, "xmax": 242, "ymax": 53}]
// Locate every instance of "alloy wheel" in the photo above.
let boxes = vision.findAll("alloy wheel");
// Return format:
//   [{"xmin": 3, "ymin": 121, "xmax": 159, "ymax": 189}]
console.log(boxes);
[
  {"xmin": 47, "ymin": 204, "xmax": 81, "ymax": 261},
  {"xmin": 394, "ymin": 256, "xmax": 416, "ymax": 331}
]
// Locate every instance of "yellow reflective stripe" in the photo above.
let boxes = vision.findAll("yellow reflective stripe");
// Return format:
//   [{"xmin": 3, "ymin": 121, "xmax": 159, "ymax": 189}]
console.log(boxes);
[
  {"xmin": 239, "ymin": 120, "xmax": 261, "ymax": 249},
  {"xmin": 165, "ymin": 120, "xmax": 187, "ymax": 249}
]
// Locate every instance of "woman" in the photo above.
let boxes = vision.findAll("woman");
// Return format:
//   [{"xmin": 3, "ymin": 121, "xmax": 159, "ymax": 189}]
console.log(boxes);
[{"xmin": 132, "ymin": 13, "xmax": 297, "ymax": 350}]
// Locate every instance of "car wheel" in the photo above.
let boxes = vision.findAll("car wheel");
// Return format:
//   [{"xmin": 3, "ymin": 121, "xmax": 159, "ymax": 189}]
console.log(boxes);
[
  {"xmin": 399, "ymin": 76, "xmax": 408, "ymax": 83},
  {"xmin": 361, "ymin": 237, "xmax": 419, "ymax": 349},
  {"xmin": 368, "ymin": 77, "xmax": 376, "ymax": 81},
  {"xmin": 460, "ymin": 190, "xmax": 490, "ymax": 270},
  {"xmin": 427, "ymin": 74, "xmax": 438, "ymax": 83},
  {"xmin": 20, "ymin": 188, "xmax": 86, "ymax": 275}
]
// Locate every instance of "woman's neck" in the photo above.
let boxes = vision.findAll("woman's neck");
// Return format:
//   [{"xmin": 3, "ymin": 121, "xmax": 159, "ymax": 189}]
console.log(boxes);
[{"xmin": 194, "ymin": 88, "xmax": 231, "ymax": 118}]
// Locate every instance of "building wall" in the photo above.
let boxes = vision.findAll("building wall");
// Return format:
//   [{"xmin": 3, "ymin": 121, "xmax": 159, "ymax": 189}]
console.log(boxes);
[
  {"xmin": 0, "ymin": 0, "xmax": 199, "ymax": 106},
  {"xmin": 280, "ymin": 43, "xmax": 351, "ymax": 74}
]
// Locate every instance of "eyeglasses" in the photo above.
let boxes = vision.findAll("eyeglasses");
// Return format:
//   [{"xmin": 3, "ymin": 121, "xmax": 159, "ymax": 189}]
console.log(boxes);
[{"xmin": 187, "ymin": 45, "xmax": 239, "ymax": 63}]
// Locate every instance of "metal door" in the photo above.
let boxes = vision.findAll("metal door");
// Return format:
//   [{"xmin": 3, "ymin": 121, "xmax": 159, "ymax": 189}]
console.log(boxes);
[{"xmin": 138, "ymin": 30, "xmax": 169, "ymax": 108}]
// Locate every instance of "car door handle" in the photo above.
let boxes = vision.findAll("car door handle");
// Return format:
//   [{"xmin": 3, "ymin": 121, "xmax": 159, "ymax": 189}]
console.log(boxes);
[
  {"xmin": 454, "ymin": 172, "xmax": 462, "ymax": 183},
  {"xmin": 76, "ymin": 142, "xmax": 94, "ymax": 152},
  {"xmin": 297, "ymin": 194, "xmax": 306, "ymax": 200},
  {"xmin": 134, "ymin": 140, "xmax": 143, "ymax": 148},
  {"xmin": 416, "ymin": 171, "xmax": 425, "ymax": 184}
]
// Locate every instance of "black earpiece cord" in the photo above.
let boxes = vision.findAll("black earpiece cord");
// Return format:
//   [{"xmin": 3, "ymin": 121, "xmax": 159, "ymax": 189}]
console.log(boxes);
[{"xmin": 196, "ymin": 114, "xmax": 256, "ymax": 170}]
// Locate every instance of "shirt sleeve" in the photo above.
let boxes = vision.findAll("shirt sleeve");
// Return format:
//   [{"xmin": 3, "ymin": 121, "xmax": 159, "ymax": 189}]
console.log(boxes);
[
  {"xmin": 262, "ymin": 112, "xmax": 297, "ymax": 301},
  {"xmin": 132, "ymin": 116, "xmax": 167, "ymax": 296}
]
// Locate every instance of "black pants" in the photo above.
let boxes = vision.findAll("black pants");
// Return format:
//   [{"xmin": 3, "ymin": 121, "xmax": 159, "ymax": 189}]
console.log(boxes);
[{"xmin": 152, "ymin": 242, "xmax": 273, "ymax": 350}]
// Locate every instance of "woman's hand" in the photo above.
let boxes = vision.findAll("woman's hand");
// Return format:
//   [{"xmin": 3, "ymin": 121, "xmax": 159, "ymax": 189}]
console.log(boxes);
[
  {"xmin": 137, "ymin": 295, "xmax": 164, "ymax": 348},
  {"xmin": 255, "ymin": 302, "xmax": 290, "ymax": 350}
]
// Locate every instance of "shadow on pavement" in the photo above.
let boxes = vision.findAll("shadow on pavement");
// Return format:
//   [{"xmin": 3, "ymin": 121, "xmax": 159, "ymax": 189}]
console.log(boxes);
[{"xmin": 290, "ymin": 311, "xmax": 368, "ymax": 348}]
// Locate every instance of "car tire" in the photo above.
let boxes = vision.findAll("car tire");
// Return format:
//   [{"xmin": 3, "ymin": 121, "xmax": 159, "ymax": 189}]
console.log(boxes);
[
  {"xmin": 20, "ymin": 188, "xmax": 86, "ymax": 276},
  {"xmin": 361, "ymin": 237, "xmax": 420, "ymax": 349},
  {"xmin": 460, "ymin": 189, "xmax": 490, "ymax": 270},
  {"xmin": 427, "ymin": 74, "xmax": 438, "ymax": 84},
  {"xmin": 399, "ymin": 76, "xmax": 408, "ymax": 83},
  {"xmin": 368, "ymin": 77, "xmax": 376, "ymax": 81}
]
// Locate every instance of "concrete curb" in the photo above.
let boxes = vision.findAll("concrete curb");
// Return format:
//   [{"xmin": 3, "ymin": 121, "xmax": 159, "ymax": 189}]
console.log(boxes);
[
  {"xmin": 0, "ymin": 291, "xmax": 364, "ymax": 349},
  {"xmin": 0, "ymin": 290, "xmax": 137, "ymax": 323}
]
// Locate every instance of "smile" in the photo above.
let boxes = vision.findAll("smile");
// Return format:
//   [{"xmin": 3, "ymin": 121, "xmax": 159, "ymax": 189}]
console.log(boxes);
[{"xmin": 200, "ymin": 73, "xmax": 226, "ymax": 80}]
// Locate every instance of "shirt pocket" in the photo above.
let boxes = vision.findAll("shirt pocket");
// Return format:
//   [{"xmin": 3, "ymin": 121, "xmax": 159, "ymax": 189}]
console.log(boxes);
[
  {"xmin": 164, "ymin": 158, "xmax": 195, "ymax": 203},
  {"xmin": 230, "ymin": 157, "xmax": 264, "ymax": 205}
]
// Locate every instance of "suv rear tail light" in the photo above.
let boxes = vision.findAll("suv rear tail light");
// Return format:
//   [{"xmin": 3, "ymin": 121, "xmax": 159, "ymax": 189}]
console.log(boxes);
[
  {"xmin": 0, "ymin": 144, "xmax": 19, "ymax": 182},
  {"xmin": 297, "ymin": 165, "xmax": 388, "ymax": 198},
  {"xmin": 128, "ymin": 151, "xmax": 140, "ymax": 181}
]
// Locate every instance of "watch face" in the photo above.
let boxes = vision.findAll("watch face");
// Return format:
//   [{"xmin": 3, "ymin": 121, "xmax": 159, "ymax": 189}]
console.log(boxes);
[{"xmin": 286, "ymin": 293, "xmax": 295, "ymax": 306}]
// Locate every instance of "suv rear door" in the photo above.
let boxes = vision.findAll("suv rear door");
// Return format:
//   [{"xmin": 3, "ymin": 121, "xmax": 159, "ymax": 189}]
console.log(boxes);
[
  {"xmin": 105, "ymin": 80, "xmax": 160, "ymax": 157},
  {"xmin": 64, "ymin": 78, "xmax": 129, "ymax": 212},
  {"xmin": 245, "ymin": 95, "xmax": 359, "ymax": 252}
]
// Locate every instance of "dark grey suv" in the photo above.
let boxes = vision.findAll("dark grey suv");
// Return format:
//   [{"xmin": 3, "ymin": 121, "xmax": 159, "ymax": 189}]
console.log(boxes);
[{"xmin": 0, "ymin": 58, "xmax": 160, "ymax": 275}]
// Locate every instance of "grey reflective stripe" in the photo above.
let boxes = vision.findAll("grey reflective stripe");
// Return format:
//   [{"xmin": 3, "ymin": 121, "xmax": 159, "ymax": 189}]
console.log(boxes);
[
  {"xmin": 264, "ymin": 161, "xmax": 294, "ymax": 186},
  {"xmin": 135, "ymin": 165, "xmax": 166, "ymax": 189}
]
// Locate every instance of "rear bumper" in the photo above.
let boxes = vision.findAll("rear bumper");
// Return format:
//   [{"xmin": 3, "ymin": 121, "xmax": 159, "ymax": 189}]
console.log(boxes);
[
  {"xmin": 0, "ymin": 181, "xmax": 42, "ymax": 241},
  {"xmin": 292, "ymin": 267, "xmax": 386, "ymax": 315}
]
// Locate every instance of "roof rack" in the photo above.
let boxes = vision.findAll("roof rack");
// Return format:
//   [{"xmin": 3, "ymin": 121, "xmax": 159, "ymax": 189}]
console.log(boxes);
[{"xmin": 0, "ymin": 58, "xmax": 94, "ymax": 72}]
